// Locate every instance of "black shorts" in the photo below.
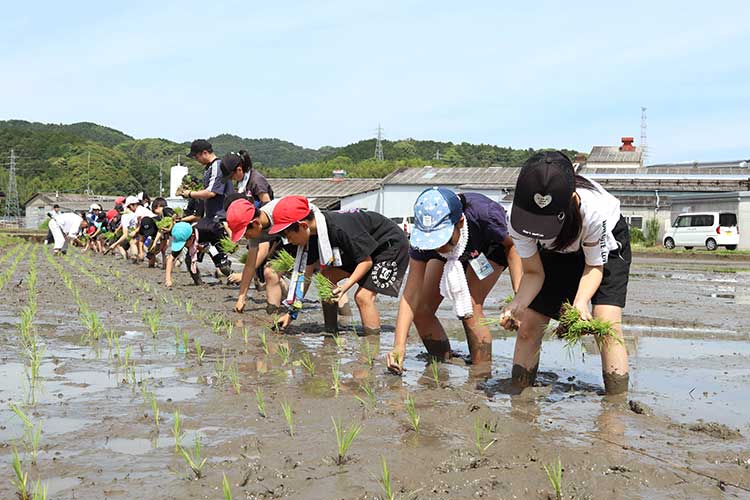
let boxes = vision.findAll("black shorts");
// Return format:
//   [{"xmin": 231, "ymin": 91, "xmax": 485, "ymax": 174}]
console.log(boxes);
[
  {"xmin": 529, "ymin": 217, "xmax": 631, "ymax": 319},
  {"xmin": 409, "ymin": 243, "xmax": 509, "ymax": 270},
  {"xmin": 139, "ymin": 217, "xmax": 158, "ymax": 238},
  {"xmin": 359, "ymin": 241, "xmax": 409, "ymax": 297}
]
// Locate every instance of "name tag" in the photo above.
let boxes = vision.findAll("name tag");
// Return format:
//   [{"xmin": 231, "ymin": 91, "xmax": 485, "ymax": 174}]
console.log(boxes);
[
  {"xmin": 332, "ymin": 247, "xmax": 343, "ymax": 267},
  {"xmin": 469, "ymin": 253, "xmax": 493, "ymax": 280}
]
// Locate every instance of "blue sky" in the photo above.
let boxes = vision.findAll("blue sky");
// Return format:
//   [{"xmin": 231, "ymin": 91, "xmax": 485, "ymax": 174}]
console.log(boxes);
[{"xmin": 1, "ymin": 1, "xmax": 748, "ymax": 164}]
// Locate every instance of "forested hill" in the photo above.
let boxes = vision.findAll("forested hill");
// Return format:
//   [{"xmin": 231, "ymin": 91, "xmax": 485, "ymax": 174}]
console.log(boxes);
[{"xmin": 0, "ymin": 120, "xmax": 577, "ymax": 213}]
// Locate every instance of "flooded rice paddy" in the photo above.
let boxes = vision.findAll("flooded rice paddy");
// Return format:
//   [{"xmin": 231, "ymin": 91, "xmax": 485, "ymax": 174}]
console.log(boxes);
[{"xmin": 0, "ymin": 242, "xmax": 749, "ymax": 499}]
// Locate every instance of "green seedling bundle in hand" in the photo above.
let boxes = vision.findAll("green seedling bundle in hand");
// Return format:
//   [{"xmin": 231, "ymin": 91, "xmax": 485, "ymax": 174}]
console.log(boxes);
[
  {"xmin": 268, "ymin": 249, "xmax": 295, "ymax": 274},
  {"xmin": 312, "ymin": 272, "xmax": 336, "ymax": 303},
  {"xmin": 218, "ymin": 237, "xmax": 239, "ymax": 254},
  {"xmin": 180, "ymin": 176, "xmax": 203, "ymax": 192},
  {"xmin": 553, "ymin": 302, "xmax": 622, "ymax": 351},
  {"xmin": 156, "ymin": 216, "xmax": 174, "ymax": 231}
]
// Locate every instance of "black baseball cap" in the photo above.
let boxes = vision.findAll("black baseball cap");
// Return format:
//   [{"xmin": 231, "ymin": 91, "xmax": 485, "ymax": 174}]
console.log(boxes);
[
  {"xmin": 510, "ymin": 151, "xmax": 575, "ymax": 239},
  {"xmin": 220, "ymin": 152, "xmax": 242, "ymax": 179},
  {"xmin": 187, "ymin": 139, "xmax": 212, "ymax": 158}
]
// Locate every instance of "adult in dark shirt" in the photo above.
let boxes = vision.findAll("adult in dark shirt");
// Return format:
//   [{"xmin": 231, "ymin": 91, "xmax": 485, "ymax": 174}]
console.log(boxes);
[
  {"xmin": 178, "ymin": 139, "xmax": 233, "ymax": 221},
  {"xmin": 385, "ymin": 188, "xmax": 522, "ymax": 375},
  {"xmin": 270, "ymin": 196, "xmax": 409, "ymax": 336}
]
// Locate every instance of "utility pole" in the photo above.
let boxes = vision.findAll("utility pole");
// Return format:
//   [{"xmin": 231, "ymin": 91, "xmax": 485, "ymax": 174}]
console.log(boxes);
[
  {"xmin": 374, "ymin": 123, "xmax": 385, "ymax": 161},
  {"xmin": 159, "ymin": 162, "xmax": 164, "ymax": 196},
  {"xmin": 5, "ymin": 149, "xmax": 20, "ymax": 223},
  {"xmin": 640, "ymin": 107, "xmax": 648, "ymax": 164}
]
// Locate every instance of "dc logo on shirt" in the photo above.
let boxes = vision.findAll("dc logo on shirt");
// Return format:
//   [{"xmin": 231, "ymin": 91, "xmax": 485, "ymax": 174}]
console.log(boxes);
[{"xmin": 371, "ymin": 261, "xmax": 398, "ymax": 289}]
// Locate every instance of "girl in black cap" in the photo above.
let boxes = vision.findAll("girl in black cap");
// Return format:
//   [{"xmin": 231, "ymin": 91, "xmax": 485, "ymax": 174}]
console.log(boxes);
[
  {"xmin": 500, "ymin": 151, "xmax": 631, "ymax": 395},
  {"xmin": 221, "ymin": 150, "xmax": 273, "ymax": 205}
]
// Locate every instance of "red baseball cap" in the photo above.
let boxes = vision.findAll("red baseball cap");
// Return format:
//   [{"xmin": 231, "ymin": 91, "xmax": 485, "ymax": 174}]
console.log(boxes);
[
  {"xmin": 106, "ymin": 208, "xmax": 118, "ymax": 222},
  {"xmin": 269, "ymin": 196, "xmax": 310, "ymax": 234},
  {"xmin": 226, "ymin": 199, "xmax": 257, "ymax": 243},
  {"xmin": 115, "ymin": 196, "xmax": 126, "ymax": 205}
]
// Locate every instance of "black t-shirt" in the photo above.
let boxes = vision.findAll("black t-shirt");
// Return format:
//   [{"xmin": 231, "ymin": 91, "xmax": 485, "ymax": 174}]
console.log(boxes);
[
  {"xmin": 184, "ymin": 198, "xmax": 205, "ymax": 219},
  {"xmin": 307, "ymin": 211, "xmax": 407, "ymax": 273}
]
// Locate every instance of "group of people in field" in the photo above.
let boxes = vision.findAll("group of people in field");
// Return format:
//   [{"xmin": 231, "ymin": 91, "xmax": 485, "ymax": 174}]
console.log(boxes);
[{"xmin": 48, "ymin": 139, "xmax": 632, "ymax": 394}]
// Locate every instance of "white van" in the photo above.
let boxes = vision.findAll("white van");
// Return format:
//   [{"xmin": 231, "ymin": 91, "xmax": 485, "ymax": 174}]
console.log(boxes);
[
  {"xmin": 663, "ymin": 212, "xmax": 739, "ymax": 251},
  {"xmin": 390, "ymin": 216, "xmax": 414, "ymax": 238}
]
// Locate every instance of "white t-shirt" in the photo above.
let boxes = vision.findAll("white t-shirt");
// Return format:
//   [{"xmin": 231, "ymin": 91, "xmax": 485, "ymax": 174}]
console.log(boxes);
[
  {"xmin": 510, "ymin": 178, "xmax": 621, "ymax": 266},
  {"xmin": 134, "ymin": 205, "xmax": 156, "ymax": 220},
  {"xmin": 56, "ymin": 212, "xmax": 83, "ymax": 237},
  {"xmin": 120, "ymin": 211, "xmax": 138, "ymax": 235}
]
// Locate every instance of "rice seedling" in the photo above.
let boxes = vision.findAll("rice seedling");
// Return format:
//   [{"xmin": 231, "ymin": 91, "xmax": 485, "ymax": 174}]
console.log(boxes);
[
  {"xmin": 194, "ymin": 339, "xmax": 205, "ymax": 365},
  {"xmin": 332, "ymin": 333, "xmax": 345, "ymax": 349},
  {"xmin": 143, "ymin": 310, "xmax": 161, "ymax": 338},
  {"xmin": 80, "ymin": 309, "xmax": 104, "ymax": 342},
  {"xmin": 149, "ymin": 393, "xmax": 160, "ymax": 427},
  {"xmin": 553, "ymin": 302, "xmax": 622, "ymax": 352},
  {"xmin": 268, "ymin": 249, "xmax": 295, "ymax": 274},
  {"xmin": 122, "ymin": 346, "xmax": 132, "ymax": 371},
  {"xmin": 281, "ymin": 401, "xmax": 294, "ymax": 437},
  {"xmin": 355, "ymin": 381, "xmax": 376, "ymax": 408},
  {"xmin": 31, "ymin": 479, "xmax": 47, "ymax": 500},
  {"xmin": 543, "ymin": 457, "xmax": 563, "ymax": 500},
  {"xmin": 255, "ymin": 388, "xmax": 267, "ymax": 418},
  {"xmin": 312, "ymin": 272, "xmax": 335, "ymax": 302},
  {"xmin": 132, "ymin": 299, "xmax": 140, "ymax": 314},
  {"xmin": 472, "ymin": 419, "xmax": 496, "ymax": 455},
  {"xmin": 11, "ymin": 448, "xmax": 29, "ymax": 500},
  {"xmin": 298, "ymin": 352, "xmax": 316, "ymax": 376},
  {"xmin": 227, "ymin": 361, "xmax": 241, "ymax": 394},
  {"xmin": 173, "ymin": 327, "xmax": 181, "ymax": 349},
  {"xmin": 218, "ymin": 237, "xmax": 239, "ymax": 254},
  {"xmin": 182, "ymin": 331, "xmax": 189, "ymax": 356},
  {"xmin": 222, "ymin": 473, "xmax": 233, "ymax": 500},
  {"xmin": 379, "ymin": 456, "xmax": 396, "ymax": 500},
  {"xmin": 143, "ymin": 282, "xmax": 151, "ymax": 293},
  {"xmin": 259, "ymin": 331, "xmax": 269, "ymax": 355},
  {"xmin": 330, "ymin": 359, "xmax": 341, "ymax": 396},
  {"xmin": 430, "ymin": 357, "xmax": 440, "ymax": 386},
  {"xmin": 277, "ymin": 343, "xmax": 290, "ymax": 365},
  {"xmin": 360, "ymin": 339, "xmax": 376, "ymax": 367},
  {"xmin": 185, "ymin": 300, "xmax": 193, "ymax": 314},
  {"xmin": 172, "ymin": 409, "xmax": 184, "ymax": 451},
  {"xmin": 156, "ymin": 216, "xmax": 174, "ymax": 231},
  {"xmin": 177, "ymin": 434, "xmax": 207, "ymax": 479},
  {"xmin": 404, "ymin": 394, "xmax": 420, "ymax": 433},
  {"xmin": 242, "ymin": 327, "xmax": 249, "ymax": 345},
  {"xmin": 225, "ymin": 322, "xmax": 234, "ymax": 339},
  {"xmin": 331, "ymin": 417, "xmax": 362, "ymax": 465},
  {"xmin": 9, "ymin": 403, "xmax": 42, "ymax": 464},
  {"xmin": 213, "ymin": 354, "xmax": 228, "ymax": 385}
]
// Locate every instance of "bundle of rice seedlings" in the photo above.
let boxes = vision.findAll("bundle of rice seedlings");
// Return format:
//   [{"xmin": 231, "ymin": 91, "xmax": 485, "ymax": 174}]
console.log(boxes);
[
  {"xmin": 553, "ymin": 302, "xmax": 621, "ymax": 351},
  {"xmin": 268, "ymin": 249, "xmax": 295, "ymax": 274},
  {"xmin": 218, "ymin": 237, "xmax": 239, "ymax": 254},
  {"xmin": 180, "ymin": 176, "xmax": 203, "ymax": 192},
  {"xmin": 312, "ymin": 272, "xmax": 335, "ymax": 303},
  {"xmin": 156, "ymin": 216, "xmax": 174, "ymax": 231}
]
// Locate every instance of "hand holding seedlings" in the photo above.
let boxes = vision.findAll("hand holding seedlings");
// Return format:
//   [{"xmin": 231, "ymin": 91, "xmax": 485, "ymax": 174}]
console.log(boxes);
[
  {"xmin": 554, "ymin": 302, "xmax": 622, "ymax": 352},
  {"xmin": 386, "ymin": 349, "xmax": 404, "ymax": 375}
]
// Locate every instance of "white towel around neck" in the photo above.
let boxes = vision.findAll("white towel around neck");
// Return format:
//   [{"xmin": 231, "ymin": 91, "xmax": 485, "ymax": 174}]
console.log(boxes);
[{"xmin": 438, "ymin": 220, "xmax": 473, "ymax": 319}]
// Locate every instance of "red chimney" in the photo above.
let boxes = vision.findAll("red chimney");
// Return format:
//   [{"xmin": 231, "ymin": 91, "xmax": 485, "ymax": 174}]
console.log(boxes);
[{"xmin": 620, "ymin": 137, "xmax": 635, "ymax": 151}]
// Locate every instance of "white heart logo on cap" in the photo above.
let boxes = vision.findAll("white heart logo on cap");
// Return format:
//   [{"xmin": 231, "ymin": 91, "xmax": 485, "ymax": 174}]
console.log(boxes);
[{"xmin": 534, "ymin": 193, "xmax": 552, "ymax": 209}]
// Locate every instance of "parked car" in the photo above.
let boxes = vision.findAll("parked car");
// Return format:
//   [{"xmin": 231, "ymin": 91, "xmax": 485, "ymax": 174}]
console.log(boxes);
[
  {"xmin": 663, "ymin": 212, "xmax": 739, "ymax": 251},
  {"xmin": 390, "ymin": 216, "xmax": 414, "ymax": 237}
]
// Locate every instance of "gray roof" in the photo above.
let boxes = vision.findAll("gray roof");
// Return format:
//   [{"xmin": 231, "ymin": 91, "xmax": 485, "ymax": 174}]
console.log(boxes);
[
  {"xmin": 270, "ymin": 178, "xmax": 381, "ymax": 199},
  {"xmin": 24, "ymin": 192, "xmax": 118, "ymax": 208},
  {"xmin": 587, "ymin": 146, "xmax": 642, "ymax": 164},
  {"xmin": 382, "ymin": 166, "xmax": 521, "ymax": 186}
]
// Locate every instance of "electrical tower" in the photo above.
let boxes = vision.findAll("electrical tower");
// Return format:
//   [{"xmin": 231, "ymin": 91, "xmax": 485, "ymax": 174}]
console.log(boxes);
[
  {"xmin": 4, "ymin": 149, "xmax": 20, "ymax": 222},
  {"xmin": 640, "ymin": 107, "xmax": 648, "ymax": 164},
  {"xmin": 374, "ymin": 123, "xmax": 384, "ymax": 161}
]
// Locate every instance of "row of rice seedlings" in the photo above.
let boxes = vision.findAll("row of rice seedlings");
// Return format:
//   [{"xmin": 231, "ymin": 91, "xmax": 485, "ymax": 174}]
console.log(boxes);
[
  {"xmin": 9, "ymin": 403, "xmax": 42, "ymax": 464},
  {"xmin": 404, "ymin": 394, "xmax": 420, "ymax": 433},
  {"xmin": 332, "ymin": 417, "xmax": 362, "ymax": 465},
  {"xmin": 0, "ymin": 241, "xmax": 28, "ymax": 289}
]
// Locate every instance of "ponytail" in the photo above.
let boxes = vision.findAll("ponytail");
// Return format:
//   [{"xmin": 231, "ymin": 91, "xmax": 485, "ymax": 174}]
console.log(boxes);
[
  {"xmin": 550, "ymin": 175, "xmax": 597, "ymax": 251},
  {"xmin": 238, "ymin": 150, "xmax": 253, "ymax": 173}
]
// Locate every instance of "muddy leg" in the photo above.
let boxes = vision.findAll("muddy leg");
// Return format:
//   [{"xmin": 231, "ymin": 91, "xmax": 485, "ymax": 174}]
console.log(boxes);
[
  {"xmin": 322, "ymin": 301, "xmax": 339, "ymax": 333},
  {"xmin": 463, "ymin": 261, "xmax": 503, "ymax": 373},
  {"xmin": 412, "ymin": 259, "xmax": 451, "ymax": 360},
  {"xmin": 594, "ymin": 304, "xmax": 629, "ymax": 394},
  {"xmin": 511, "ymin": 308, "xmax": 550, "ymax": 388}
]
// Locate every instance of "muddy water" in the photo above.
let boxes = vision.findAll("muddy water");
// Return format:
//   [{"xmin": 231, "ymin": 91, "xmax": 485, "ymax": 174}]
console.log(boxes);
[{"xmin": 0, "ymin": 244, "xmax": 749, "ymax": 499}]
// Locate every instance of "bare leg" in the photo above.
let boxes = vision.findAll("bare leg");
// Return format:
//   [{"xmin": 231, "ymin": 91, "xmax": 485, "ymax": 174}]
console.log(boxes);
[
  {"xmin": 462, "ymin": 262, "xmax": 503, "ymax": 369},
  {"xmin": 511, "ymin": 308, "xmax": 551, "ymax": 388},
  {"xmin": 412, "ymin": 259, "xmax": 450, "ymax": 359},
  {"xmin": 594, "ymin": 304, "xmax": 629, "ymax": 394}
]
